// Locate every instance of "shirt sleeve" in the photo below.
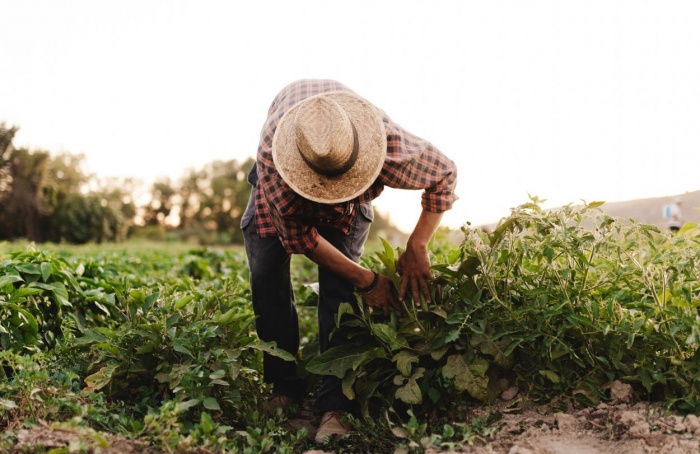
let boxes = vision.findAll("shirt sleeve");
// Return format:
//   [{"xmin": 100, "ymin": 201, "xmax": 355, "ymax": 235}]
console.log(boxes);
[{"xmin": 379, "ymin": 115, "xmax": 458, "ymax": 213}]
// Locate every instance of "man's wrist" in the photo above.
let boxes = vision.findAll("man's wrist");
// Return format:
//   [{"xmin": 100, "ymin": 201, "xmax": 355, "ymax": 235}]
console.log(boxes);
[{"xmin": 356, "ymin": 270, "xmax": 379, "ymax": 294}]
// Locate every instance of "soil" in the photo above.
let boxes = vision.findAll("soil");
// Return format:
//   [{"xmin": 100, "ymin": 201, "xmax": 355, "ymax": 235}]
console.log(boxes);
[{"xmin": 8, "ymin": 381, "xmax": 700, "ymax": 453}]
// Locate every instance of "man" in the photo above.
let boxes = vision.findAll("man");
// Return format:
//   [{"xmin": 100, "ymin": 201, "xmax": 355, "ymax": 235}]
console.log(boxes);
[
  {"xmin": 241, "ymin": 79, "xmax": 458, "ymax": 442},
  {"xmin": 667, "ymin": 197, "xmax": 684, "ymax": 232}
]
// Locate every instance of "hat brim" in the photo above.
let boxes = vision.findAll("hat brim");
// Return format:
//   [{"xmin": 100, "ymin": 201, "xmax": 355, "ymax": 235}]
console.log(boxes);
[{"xmin": 272, "ymin": 91, "xmax": 386, "ymax": 204}]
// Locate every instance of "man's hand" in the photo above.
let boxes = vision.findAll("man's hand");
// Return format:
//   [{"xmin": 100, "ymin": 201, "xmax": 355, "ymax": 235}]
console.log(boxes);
[
  {"xmin": 396, "ymin": 209, "xmax": 443, "ymax": 306},
  {"xmin": 306, "ymin": 237, "xmax": 402, "ymax": 316},
  {"xmin": 360, "ymin": 274, "xmax": 401, "ymax": 316},
  {"xmin": 396, "ymin": 242, "xmax": 434, "ymax": 306}
]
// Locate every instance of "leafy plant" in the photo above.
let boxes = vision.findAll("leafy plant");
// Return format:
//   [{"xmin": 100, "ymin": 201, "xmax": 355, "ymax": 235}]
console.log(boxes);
[
  {"xmin": 307, "ymin": 236, "xmax": 503, "ymax": 419},
  {"xmin": 0, "ymin": 248, "xmax": 122, "ymax": 352},
  {"xmin": 73, "ymin": 278, "xmax": 294, "ymax": 425},
  {"xmin": 308, "ymin": 197, "xmax": 700, "ymax": 420}
]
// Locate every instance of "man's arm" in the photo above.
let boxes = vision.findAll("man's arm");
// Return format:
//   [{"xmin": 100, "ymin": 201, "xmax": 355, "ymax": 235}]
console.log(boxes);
[
  {"xmin": 305, "ymin": 236, "xmax": 401, "ymax": 315},
  {"xmin": 396, "ymin": 210, "xmax": 443, "ymax": 305}
]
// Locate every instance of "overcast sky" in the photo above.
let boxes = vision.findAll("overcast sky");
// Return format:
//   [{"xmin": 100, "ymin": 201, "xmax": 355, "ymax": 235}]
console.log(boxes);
[{"xmin": 2, "ymin": 1, "xmax": 699, "ymax": 231}]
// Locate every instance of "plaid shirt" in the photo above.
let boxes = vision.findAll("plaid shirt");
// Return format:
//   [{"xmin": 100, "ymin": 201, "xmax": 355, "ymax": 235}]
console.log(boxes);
[{"xmin": 253, "ymin": 79, "xmax": 458, "ymax": 254}]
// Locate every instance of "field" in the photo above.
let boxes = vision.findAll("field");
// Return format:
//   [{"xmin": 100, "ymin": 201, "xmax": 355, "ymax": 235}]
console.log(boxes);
[{"xmin": 2, "ymin": 199, "xmax": 700, "ymax": 453}]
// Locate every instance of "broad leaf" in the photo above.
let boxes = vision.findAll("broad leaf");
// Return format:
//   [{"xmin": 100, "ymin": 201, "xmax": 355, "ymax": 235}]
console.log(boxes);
[
  {"xmin": 307, "ymin": 345, "xmax": 385, "ymax": 378},
  {"xmin": 202, "ymin": 397, "xmax": 221, "ymax": 410},
  {"xmin": 393, "ymin": 350, "xmax": 419, "ymax": 376},
  {"xmin": 84, "ymin": 362, "xmax": 120, "ymax": 391},
  {"xmin": 0, "ymin": 274, "xmax": 23, "ymax": 288},
  {"xmin": 394, "ymin": 367, "xmax": 425, "ymax": 404},
  {"xmin": 442, "ymin": 354, "xmax": 489, "ymax": 401},
  {"xmin": 372, "ymin": 323, "xmax": 410, "ymax": 351},
  {"xmin": 40, "ymin": 262, "xmax": 52, "ymax": 282},
  {"xmin": 248, "ymin": 340, "xmax": 296, "ymax": 361},
  {"xmin": 395, "ymin": 377, "xmax": 422, "ymax": 404},
  {"xmin": 471, "ymin": 333, "xmax": 514, "ymax": 368}
]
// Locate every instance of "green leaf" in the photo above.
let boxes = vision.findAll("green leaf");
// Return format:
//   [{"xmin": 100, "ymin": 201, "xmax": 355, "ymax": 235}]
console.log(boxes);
[
  {"xmin": 306, "ymin": 345, "xmax": 384, "ymax": 378},
  {"xmin": 200, "ymin": 412, "xmax": 215, "ymax": 434},
  {"xmin": 539, "ymin": 369, "xmax": 561, "ymax": 384},
  {"xmin": 442, "ymin": 354, "xmax": 489, "ymax": 401},
  {"xmin": 172, "ymin": 295, "xmax": 194, "ymax": 311},
  {"xmin": 143, "ymin": 292, "xmax": 159, "ymax": 314},
  {"xmin": 202, "ymin": 397, "xmax": 221, "ymax": 410},
  {"xmin": 248, "ymin": 340, "xmax": 295, "ymax": 361},
  {"xmin": 471, "ymin": 333, "xmax": 514, "ymax": 368},
  {"xmin": 380, "ymin": 237, "xmax": 395, "ymax": 262},
  {"xmin": 457, "ymin": 256, "xmax": 481, "ymax": 277},
  {"xmin": 84, "ymin": 362, "xmax": 120, "ymax": 391},
  {"xmin": 15, "ymin": 263, "xmax": 40, "ymax": 275},
  {"xmin": 372, "ymin": 323, "xmax": 410, "ymax": 351},
  {"xmin": 50, "ymin": 282, "xmax": 70, "ymax": 306},
  {"xmin": 6, "ymin": 303, "xmax": 39, "ymax": 346},
  {"xmin": 31, "ymin": 281, "xmax": 71, "ymax": 306},
  {"xmin": 395, "ymin": 377, "xmax": 422, "ymax": 404},
  {"xmin": 40, "ymin": 262, "xmax": 52, "ymax": 282},
  {"xmin": 394, "ymin": 368, "xmax": 425, "ymax": 404},
  {"xmin": 0, "ymin": 274, "xmax": 24, "ymax": 288},
  {"xmin": 136, "ymin": 342, "xmax": 155, "ymax": 354},
  {"xmin": 393, "ymin": 351, "xmax": 419, "ymax": 376},
  {"xmin": 166, "ymin": 313, "xmax": 181, "ymax": 333},
  {"xmin": 337, "ymin": 302, "xmax": 356, "ymax": 320},
  {"xmin": 10, "ymin": 287, "xmax": 42, "ymax": 299},
  {"xmin": 173, "ymin": 339, "xmax": 193, "ymax": 357},
  {"xmin": 213, "ymin": 308, "xmax": 250, "ymax": 326},
  {"xmin": 179, "ymin": 399, "xmax": 200, "ymax": 410},
  {"xmin": 72, "ymin": 329, "xmax": 109, "ymax": 346},
  {"xmin": 209, "ymin": 369, "xmax": 226, "ymax": 380},
  {"xmin": 342, "ymin": 369, "xmax": 360, "ymax": 400}
]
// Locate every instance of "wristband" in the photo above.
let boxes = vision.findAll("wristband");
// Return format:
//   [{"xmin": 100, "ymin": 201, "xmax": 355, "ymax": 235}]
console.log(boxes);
[{"xmin": 357, "ymin": 271, "xmax": 379, "ymax": 294}]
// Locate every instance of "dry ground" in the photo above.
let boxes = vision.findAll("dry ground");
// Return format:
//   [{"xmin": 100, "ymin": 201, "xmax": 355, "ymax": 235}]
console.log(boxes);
[{"xmin": 8, "ymin": 382, "xmax": 700, "ymax": 453}]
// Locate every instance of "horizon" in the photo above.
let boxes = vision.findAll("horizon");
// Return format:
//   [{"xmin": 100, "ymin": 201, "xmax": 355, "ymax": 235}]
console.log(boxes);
[{"xmin": 2, "ymin": 1, "xmax": 699, "ymax": 232}]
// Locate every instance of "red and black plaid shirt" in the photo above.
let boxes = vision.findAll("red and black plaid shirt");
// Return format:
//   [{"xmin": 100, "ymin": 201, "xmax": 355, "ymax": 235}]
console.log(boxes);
[{"xmin": 254, "ymin": 79, "xmax": 458, "ymax": 254}]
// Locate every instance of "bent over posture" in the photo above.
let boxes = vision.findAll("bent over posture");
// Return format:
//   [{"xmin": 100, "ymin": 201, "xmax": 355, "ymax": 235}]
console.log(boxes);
[{"xmin": 241, "ymin": 79, "xmax": 458, "ymax": 442}]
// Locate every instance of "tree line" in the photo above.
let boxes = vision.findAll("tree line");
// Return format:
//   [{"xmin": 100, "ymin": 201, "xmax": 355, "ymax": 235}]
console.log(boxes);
[{"xmin": 0, "ymin": 123, "xmax": 403, "ymax": 245}]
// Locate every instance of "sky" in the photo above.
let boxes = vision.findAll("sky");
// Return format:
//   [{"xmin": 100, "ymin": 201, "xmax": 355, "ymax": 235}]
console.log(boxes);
[{"xmin": 1, "ymin": 1, "xmax": 699, "ymax": 232}]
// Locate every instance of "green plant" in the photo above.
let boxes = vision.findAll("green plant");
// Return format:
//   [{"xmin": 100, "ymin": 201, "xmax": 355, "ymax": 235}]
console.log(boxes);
[
  {"xmin": 0, "ymin": 248, "xmax": 123, "ymax": 352},
  {"xmin": 0, "ymin": 350, "xmax": 85, "ymax": 428},
  {"xmin": 73, "ymin": 279, "xmax": 294, "ymax": 426},
  {"xmin": 308, "ymin": 197, "xmax": 700, "ymax": 421}
]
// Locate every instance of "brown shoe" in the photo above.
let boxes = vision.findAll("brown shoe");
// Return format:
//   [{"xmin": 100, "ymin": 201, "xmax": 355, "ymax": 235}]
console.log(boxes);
[
  {"xmin": 315, "ymin": 411, "xmax": 350, "ymax": 443},
  {"xmin": 264, "ymin": 393, "xmax": 300, "ymax": 416}
]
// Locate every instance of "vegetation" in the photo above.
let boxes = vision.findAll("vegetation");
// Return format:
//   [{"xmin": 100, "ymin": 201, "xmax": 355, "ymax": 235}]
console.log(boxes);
[
  {"xmin": 0, "ymin": 123, "xmax": 404, "ymax": 246},
  {"xmin": 1, "ymin": 198, "xmax": 699, "ymax": 452}
]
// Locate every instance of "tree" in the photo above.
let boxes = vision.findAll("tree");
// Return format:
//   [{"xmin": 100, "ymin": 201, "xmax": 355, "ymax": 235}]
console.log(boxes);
[
  {"xmin": 0, "ymin": 123, "xmax": 18, "ymax": 201},
  {"xmin": 0, "ymin": 146, "xmax": 53, "ymax": 241},
  {"xmin": 199, "ymin": 157, "xmax": 254, "ymax": 244},
  {"xmin": 142, "ymin": 178, "xmax": 177, "ymax": 227},
  {"xmin": 0, "ymin": 124, "xmax": 136, "ymax": 243},
  {"xmin": 171, "ymin": 157, "xmax": 255, "ymax": 244},
  {"xmin": 48, "ymin": 177, "xmax": 136, "ymax": 244}
]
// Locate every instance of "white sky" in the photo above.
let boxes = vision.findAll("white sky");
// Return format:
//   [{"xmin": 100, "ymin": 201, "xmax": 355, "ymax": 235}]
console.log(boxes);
[{"xmin": 1, "ymin": 1, "xmax": 699, "ymax": 231}]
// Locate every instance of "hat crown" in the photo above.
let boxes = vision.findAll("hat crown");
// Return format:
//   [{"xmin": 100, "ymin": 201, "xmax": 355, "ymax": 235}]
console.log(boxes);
[{"xmin": 294, "ymin": 97, "xmax": 355, "ymax": 175}]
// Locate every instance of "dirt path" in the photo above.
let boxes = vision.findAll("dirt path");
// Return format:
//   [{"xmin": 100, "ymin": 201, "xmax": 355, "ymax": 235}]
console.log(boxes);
[
  {"xmin": 293, "ymin": 390, "xmax": 700, "ymax": 453},
  {"xmin": 449, "ymin": 401, "xmax": 700, "ymax": 454}
]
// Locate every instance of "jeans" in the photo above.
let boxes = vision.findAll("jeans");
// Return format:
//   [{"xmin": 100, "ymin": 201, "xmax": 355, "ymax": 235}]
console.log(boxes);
[{"xmin": 241, "ymin": 186, "xmax": 373, "ymax": 413}]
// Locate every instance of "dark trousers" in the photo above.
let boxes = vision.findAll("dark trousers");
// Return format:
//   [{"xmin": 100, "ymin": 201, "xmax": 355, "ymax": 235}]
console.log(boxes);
[{"xmin": 241, "ymin": 188, "xmax": 373, "ymax": 413}]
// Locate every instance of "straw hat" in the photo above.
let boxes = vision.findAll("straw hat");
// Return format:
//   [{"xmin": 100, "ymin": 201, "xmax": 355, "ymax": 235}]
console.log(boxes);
[{"xmin": 272, "ymin": 91, "xmax": 386, "ymax": 204}]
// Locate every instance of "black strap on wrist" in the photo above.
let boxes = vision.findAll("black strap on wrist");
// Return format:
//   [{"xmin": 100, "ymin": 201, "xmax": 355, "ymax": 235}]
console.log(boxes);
[{"xmin": 357, "ymin": 271, "xmax": 379, "ymax": 294}]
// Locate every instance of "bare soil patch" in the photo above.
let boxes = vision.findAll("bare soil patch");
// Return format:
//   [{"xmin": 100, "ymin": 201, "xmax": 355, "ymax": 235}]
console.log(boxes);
[
  {"xmin": 455, "ymin": 402, "xmax": 700, "ymax": 454},
  {"xmin": 8, "ymin": 382, "xmax": 700, "ymax": 453}
]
